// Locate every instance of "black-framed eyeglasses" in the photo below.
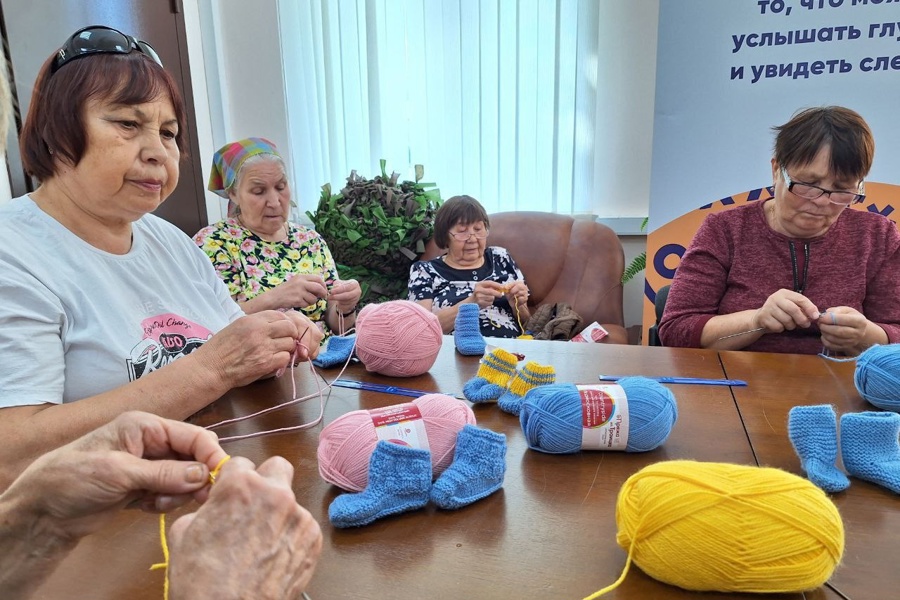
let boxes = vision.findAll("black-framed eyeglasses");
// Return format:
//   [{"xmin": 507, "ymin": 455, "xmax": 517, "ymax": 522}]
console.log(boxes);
[
  {"xmin": 780, "ymin": 166, "xmax": 865, "ymax": 206},
  {"xmin": 51, "ymin": 25, "xmax": 163, "ymax": 74},
  {"xmin": 449, "ymin": 229, "xmax": 489, "ymax": 241}
]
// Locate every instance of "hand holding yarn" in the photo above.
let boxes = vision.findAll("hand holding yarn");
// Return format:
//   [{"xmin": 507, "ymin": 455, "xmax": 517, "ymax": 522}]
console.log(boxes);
[
  {"xmin": 818, "ymin": 306, "xmax": 879, "ymax": 356},
  {"xmin": 0, "ymin": 412, "xmax": 226, "ymax": 540},
  {"xmin": 274, "ymin": 273, "xmax": 328, "ymax": 309},
  {"xmin": 755, "ymin": 288, "xmax": 820, "ymax": 332},
  {"xmin": 196, "ymin": 310, "xmax": 321, "ymax": 387},
  {"xmin": 587, "ymin": 461, "xmax": 844, "ymax": 597},
  {"xmin": 328, "ymin": 279, "xmax": 361, "ymax": 313},
  {"xmin": 470, "ymin": 280, "xmax": 504, "ymax": 308},
  {"xmin": 503, "ymin": 281, "xmax": 530, "ymax": 306},
  {"xmin": 168, "ymin": 455, "xmax": 323, "ymax": 600}
]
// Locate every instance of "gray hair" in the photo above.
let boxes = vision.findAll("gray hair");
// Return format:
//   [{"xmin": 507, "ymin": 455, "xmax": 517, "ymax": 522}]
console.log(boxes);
[
  {"xmin": 230, "ymin": 152, "xmax": 288, "ymax": 194},
  {"xmin": 227, "ymin": 152, "xmax": 292, "ymax": 217}
]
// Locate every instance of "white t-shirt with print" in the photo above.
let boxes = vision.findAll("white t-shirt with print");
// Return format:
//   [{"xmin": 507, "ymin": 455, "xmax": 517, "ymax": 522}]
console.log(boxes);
[{"xmin": 0, "ymin": 196, "xmax": 244, "ymax": 407}]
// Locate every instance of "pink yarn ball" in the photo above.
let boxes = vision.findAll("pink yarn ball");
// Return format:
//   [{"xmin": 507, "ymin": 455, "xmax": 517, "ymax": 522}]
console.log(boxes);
[
  {"xmin": 355, "ymin": 300, "xmax": 443, "ymax": 377},
  {"xmin": 317, "ymin": 394, "xmax": 476, "ymax": 491}
]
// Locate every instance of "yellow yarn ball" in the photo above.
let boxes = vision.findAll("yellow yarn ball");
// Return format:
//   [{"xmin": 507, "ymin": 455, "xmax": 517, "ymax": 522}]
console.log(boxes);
[{"xmin": 614, "ymin": 461, "xmax": 844, "ymax": 594}]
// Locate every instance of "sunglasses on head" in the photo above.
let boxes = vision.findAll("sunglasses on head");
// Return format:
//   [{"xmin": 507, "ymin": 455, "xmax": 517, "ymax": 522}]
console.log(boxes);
[{"xmin": 52, "ymin": 25, "xmax": 163, "ymax": 74}]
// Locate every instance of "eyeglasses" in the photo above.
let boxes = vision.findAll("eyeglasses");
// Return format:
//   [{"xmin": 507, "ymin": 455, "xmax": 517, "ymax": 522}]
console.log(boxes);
[
  {"xmin": 780, "ymin": 166, "xmax": 865, "ymax": 206},
  {"xmin": 52, "ymin": 25, "xmax": 163, "ymax": 74},
  {"xmin": 449, "ymin": 229, "xmax": 489, "ymax": 241}
]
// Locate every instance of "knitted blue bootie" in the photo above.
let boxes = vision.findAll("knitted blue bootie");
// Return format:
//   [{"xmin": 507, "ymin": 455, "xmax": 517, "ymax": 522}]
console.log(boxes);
[
  {"xmin": 454, "ymin": 303, "xmax": 485, "ymax": 356},
  {"xmin": 497, "ymin": 361, "xmax": 556, "ymax": 416},
  {"xmin": 787, "ymin": 405, "xmax": 850, "ymax": 493},
  {"xmin": 329, "ymin": 441, "xmax": 432, "ymax": 528},
  {"xmin": 312, "ymin": 334, "xmax": 356, "ymax": 368},
  {"xmin": 431, "ymin": 425, "xmax": 507, "ymax": 509},
  {"xmin": 462, "ymin": 348, "xmax": 519, "ymax": 403},
  {"xmin": 841, "ymin": 411, "xmax": 900, "ymax": 494}
]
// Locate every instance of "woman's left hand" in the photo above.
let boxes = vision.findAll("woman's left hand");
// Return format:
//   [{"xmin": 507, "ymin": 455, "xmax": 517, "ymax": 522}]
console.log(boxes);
[
  {"xmin": 818, "ymin": 306, "xmax": 887, "ymax": 356},
  {"xmin": 329, "ymin": 279, "xmax": 362, "ymax": 314},
  {"xmin": 505, "ymin": 281, "xmax": 530, "ymax": 307}
]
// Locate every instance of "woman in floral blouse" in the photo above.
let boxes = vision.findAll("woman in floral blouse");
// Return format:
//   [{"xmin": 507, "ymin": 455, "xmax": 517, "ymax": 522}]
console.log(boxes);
[
  {"xmin": 194, "ymin": 138, "xmax": 361, "ymax": 335},
  {"xmin": 408, "ymin": 195, "xmax": 530, "ymax": 338}
]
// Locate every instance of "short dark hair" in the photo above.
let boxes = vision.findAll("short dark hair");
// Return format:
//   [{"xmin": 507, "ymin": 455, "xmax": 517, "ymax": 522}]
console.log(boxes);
[
  {"xmin": 21, "ymin": 50, "xmax": 187, "ymax": 182},
  {"xmin": 773, "ymin": 106, "xmax": 874, "ymax": 183},
  {"xmin": 433, "ymin": 195, "xmax": 491, "ymax": 249}
]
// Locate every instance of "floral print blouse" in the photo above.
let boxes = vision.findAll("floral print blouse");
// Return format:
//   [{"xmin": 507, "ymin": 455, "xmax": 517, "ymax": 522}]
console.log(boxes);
[
  {"xmin": 193, "ymin": 218, "xmax": 337, "ymax": 327},
  {"xmin": 407, "ymin": 246, "xmax": 526, "ymax": 338}
]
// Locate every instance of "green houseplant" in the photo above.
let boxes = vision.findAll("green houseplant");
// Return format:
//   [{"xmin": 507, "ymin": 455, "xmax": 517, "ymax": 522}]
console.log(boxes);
[
  {"xmin": 621, "ymin": 217, "xmax": 649, "ymax": 284},
  {"xmin": 306, "ymin": 160, "xmax": 442, "ymax": 305}
]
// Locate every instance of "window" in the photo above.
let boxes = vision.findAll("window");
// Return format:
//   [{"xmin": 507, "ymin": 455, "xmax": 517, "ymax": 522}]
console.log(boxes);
[{"xmin": 279, "ymin": 0, "xmax": 602, "ymax": 215}]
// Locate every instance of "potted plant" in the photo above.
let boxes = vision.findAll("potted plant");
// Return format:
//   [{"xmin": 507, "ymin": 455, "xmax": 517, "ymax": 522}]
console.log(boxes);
[{"xmin": 307, "ymin": 160, "xmax": 442, "ymax": 305}]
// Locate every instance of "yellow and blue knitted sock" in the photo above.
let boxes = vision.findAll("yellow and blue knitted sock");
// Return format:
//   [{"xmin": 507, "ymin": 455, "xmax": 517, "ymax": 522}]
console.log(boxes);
[
  {"xmin": 463, "ymin": 348, "xmax": 519, "ymax": 403},
  {"xmin": 841, "ymin": 411, "xmax": 900, "ymax": 493},
  {"xmin": 498, "ymin": 361, "xmax": 556, "ymax": 416}
]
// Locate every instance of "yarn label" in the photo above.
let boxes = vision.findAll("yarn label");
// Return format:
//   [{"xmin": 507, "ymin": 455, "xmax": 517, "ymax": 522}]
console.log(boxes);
[
  {"xmin": 370, "ymin": 404, "xmax": 431, "ymax": 451},
  {"xmin": 578, "ymin": 384, "xmax": 629, "ymax": 451}
]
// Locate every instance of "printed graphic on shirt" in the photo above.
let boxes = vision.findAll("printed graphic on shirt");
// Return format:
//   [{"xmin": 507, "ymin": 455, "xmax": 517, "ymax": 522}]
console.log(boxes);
[{"xmin": 127, "ymin": 314, "xmax": 214, "ymax": 380}]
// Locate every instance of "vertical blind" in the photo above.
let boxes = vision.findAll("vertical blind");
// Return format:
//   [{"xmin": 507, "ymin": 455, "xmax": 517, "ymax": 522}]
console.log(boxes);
[{"xmin": 278, "ymin": 0, "xmax": 600, "ymax": 216}]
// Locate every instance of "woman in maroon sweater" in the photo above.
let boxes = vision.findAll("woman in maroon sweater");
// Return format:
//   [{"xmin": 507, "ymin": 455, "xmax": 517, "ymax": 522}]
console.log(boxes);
[{"xmin": 659, "ymin": 106, "xmax": 900, "ymax": 355}]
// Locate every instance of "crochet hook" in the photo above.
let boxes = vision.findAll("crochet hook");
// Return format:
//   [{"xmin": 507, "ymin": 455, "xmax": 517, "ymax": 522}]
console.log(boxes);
[
  {"xmin": 333, "ymin": 379, "xmax": 454, "ymax": 398},
  {"xmin": 597, "ymin": 375, "xmax": 748, "ymax": 387}
]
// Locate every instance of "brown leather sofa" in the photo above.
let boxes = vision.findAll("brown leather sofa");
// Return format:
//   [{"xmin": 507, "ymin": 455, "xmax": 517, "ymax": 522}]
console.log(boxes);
[{"xmin": 421, "ymin": 211, "xmax": 627, "ymax": 344}]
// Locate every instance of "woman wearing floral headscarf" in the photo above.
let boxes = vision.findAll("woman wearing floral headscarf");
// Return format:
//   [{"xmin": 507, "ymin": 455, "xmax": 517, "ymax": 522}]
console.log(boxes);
[{"xmin": 194, "ymin": 138, "xmax": 361, "ymax": 335}]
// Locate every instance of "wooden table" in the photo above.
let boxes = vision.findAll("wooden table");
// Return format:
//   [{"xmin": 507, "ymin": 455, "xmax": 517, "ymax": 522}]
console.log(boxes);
[
  {"xmin": 35, "ymin": 340, "xmax": 844, "ymax": 599},
  {"xmin": 721, "ymin": 351, "xmax": 900, "ymax": 600}
]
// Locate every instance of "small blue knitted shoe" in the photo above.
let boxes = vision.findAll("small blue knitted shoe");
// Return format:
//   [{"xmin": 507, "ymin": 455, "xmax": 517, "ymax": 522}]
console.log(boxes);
[
  {"xmin": 329, "ymin": 441, "xmax": 432, "ymax": 528},
  {"xmin": 431, "ymin": 425, "xmax": 507, "ymax": 509},
  {"xmin": 787, "ymin": 405, "xmax": 849, "ymax": 493},
  {"xmin": 312, "ymin": 334, "xmax": 356, "ymax": 368},
  {"xmin": 462, "ymin": 348, "xmax": 518, "ymax": 403},
  {"xmin": 454, "ymin": 303, "xmax": 486, "ymax": 356},
  {"xmin": 841, "ymin": 411, "xmax": 900, "ymax": 494},
  {"xmin": 498, "ymin": 361, "xmax": 556, "ymax": 416}
]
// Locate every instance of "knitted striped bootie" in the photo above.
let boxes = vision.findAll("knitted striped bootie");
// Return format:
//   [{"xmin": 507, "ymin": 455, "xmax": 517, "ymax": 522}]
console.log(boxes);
[
  {"xmin": 498, "ymin": 361, "xmax": 556, "ymax": 416},
  {"xmin": 454, "ymin": 303, "xmax": 485, "ymax": 356},
  {"xmin": 463, "ymin": 348, "xmax": 519, "ymax": 403},
  {"xmin": 841, "ymin": 411, "xmax": 900, "ymax": 494},
  {"xmin": 787, "ymin": 405, "xmax": 849, "ymax": 493}
]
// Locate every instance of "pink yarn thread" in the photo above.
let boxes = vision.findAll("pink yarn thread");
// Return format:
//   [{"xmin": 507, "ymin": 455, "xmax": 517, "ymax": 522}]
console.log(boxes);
[
  {"xmin": 207, "ymin": 334, "xmax": 357, "ymax": 443},
  {"xmin": 355, "ymin": 300, "xmax": 443, "ymax": 377},
  {"xmin": 317, "ymin": 394, "xmax": 476, "ymax": 491}
]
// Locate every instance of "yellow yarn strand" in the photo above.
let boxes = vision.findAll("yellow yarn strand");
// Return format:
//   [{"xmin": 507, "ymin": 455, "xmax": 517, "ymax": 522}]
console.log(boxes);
[
  {"xmin": 583, "ymin": 533, "xmax": 638, "ymax": 599},
  {"xmin": 149, "ymin": 514, "xmax": 170, "ymax": 599},
  {"xmin": 150, "ymin": 455, "xmax": 231, "ymax": 600},
  {"xmin": 513, "ymin": 296, "xmax": 533, "ymax": 340}
]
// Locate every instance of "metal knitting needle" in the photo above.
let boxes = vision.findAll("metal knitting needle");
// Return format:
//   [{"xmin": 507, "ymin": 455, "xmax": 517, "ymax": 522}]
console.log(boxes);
[
  {"xmin": 716, "ymin": 327, "xmax": 766, "ymax": 341},
  {"xmin": 717, "ymin": 312, "xmax": 829, "ymax": 341}
]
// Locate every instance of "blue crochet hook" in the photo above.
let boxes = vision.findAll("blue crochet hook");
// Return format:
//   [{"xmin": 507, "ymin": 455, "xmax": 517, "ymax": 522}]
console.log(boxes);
[
  {"xmin": 597, "ymin": 375, "xmax": 748, "ymax": 387},
  {"xmin": 332, "ymin": 379, "xmax": 457, "ymax": 398}
]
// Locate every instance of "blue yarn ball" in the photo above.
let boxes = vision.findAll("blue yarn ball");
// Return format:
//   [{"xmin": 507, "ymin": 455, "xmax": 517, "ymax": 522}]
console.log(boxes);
[
  {"xmin": 854, "ymin": 344, "xmax": 900, "ymax": 412},
  {"xmin": 519, "ymin": 377, "xmax": 678, "ymax": 454}
]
